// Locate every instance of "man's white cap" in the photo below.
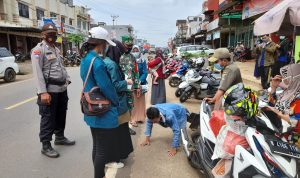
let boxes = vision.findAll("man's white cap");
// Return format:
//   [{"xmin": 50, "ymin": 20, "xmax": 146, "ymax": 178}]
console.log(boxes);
[{"xmin": 89, "ymin": 26, "xmax": 116, "ymax": 46}]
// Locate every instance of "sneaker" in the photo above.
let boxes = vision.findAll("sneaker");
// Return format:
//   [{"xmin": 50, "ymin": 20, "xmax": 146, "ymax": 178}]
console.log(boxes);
[{"xmin": 105, "ymin": 162, "xmax": 124, "ymax": 169}]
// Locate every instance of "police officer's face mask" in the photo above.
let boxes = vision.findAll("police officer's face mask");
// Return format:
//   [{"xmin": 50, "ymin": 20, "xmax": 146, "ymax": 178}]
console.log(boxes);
[{"xmin": 45, "ymin": 33, "xmax": 57, "ymax": 44}]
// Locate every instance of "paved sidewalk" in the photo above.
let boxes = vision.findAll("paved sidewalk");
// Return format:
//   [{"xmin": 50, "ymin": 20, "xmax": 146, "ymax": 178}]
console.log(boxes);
[{"xmin": 236, "ymin": 61, "xmax": 262, "ymax": 91}]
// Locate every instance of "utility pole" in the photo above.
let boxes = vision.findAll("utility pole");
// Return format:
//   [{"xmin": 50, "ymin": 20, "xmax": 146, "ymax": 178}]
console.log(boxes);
[{"xmin": 111, "ymin": 15, "xmax": 119, "ymax": 28}]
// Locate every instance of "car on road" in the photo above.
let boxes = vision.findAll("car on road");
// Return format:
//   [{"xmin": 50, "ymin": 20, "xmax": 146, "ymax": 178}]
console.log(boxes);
[
  {"xmin": 0, "ymin": 47, "xmax": 19, "ymax": 82},
  {"xmin": 177, "ymin": 45, "xmax": 215, "ymax": 56}
]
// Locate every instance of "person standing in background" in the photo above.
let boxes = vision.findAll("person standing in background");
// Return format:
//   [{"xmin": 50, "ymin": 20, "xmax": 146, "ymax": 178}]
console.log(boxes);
[
  {"xmin": 130, "ymin": 45, "xmax": 148, "ymax": 126},
  {"xmin": 272, "ymin": 36, "xmax": 292, "ymax": 76},
  {"xmin": 234, "ymin": 41, "xmax": 245, "ymax": 60},
  {"xmin": 31, "ymin": 23, "xmax": 75, "ymax": 158},
  {"xmin": 148, "ymin": 49, "xmax": 166, "ymax": 105},
  {"xmin": 107, "ymin": 39, "xmax": 126, "ymax": 64},
  {"xmin": 256, "ymin": 35, "xmax": 278, "ymax": 89},
  {"xmin": 119, "ymin": 35, "xmax": 140, "ymax": 135}
]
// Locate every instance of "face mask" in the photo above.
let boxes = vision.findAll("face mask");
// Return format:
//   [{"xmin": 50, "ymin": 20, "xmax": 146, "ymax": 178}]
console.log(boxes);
[
  {"xmin": 104, "ymin": 45, "xmax": 109, "ymax": 55},
  {"xmin": 45, "ymin": 34, "xmax": 57, "ymax": 44},
  {"xmin": 125, "ymin": 47, "xmax": 132, "ymax": 54},
  {"xmin": 132, "ymin": 52, "xmax": 140, "ymax": 59},
  {"xmin": 214, "ymin": 63, "xmax": 224, "ymax": 71}
]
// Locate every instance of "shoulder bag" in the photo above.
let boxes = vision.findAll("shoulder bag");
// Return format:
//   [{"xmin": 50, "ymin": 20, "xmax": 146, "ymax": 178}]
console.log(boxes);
[{"xmin": 80, "ymin": 57, "xmax": 111, "ymax": 116}]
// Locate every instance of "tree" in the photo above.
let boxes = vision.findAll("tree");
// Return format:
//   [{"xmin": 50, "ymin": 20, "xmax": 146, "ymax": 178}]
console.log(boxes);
[{"xmin": 68, "ymin": 33, "xmax": 85, "ymax": 51}]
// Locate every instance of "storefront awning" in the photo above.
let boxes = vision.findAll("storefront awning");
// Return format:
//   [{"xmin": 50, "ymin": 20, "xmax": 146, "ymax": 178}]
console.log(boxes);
[{"xmin": 0, "ymin": 27, "xmax": 42, "ymax": 38}]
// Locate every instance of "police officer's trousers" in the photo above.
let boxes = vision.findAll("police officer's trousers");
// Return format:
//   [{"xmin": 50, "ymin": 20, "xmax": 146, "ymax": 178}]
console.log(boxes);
[{"xmin": 38, "ymin": 90, "xmax": 69, "ymax": 142}]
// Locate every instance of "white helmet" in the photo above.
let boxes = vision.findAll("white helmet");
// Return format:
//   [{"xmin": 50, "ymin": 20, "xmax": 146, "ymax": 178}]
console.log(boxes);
[{"xmin": 89, "ymin": 26, "xmax": 116, "ymax": 46}]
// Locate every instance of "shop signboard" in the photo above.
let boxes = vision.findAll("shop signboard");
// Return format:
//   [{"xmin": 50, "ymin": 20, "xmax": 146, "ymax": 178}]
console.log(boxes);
[
  {"xmin": 213, "ymin": 31, "xmax": 220, "ymax": 39},
  {"xmin": 64, "ymin": 24, "xmax": 77, "ymax": 34},
  {"xmin": 38, "ymin": 17, "xmax": 62, "ymax": 34},
  {"xmin": 207, "ymin": 18, "xmax": 219, "ymax": 32},
  {"xmin": 242, "ymin": 0, "xmax": 282, "ymax": 20}
]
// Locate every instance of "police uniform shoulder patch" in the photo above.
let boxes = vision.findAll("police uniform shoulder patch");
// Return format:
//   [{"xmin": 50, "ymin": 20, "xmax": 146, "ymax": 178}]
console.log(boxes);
[
  {"xmin": 33, "ymin": 50, "xmax": 41, "ymax": 55},
  {"xmin": 31, "ymin": 46, "xmax": 42, "ymax": 59}
]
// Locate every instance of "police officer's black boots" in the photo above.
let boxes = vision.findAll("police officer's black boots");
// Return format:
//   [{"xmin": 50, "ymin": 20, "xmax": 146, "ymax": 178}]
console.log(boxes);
[
  {"xmin": 41, "ymin": 142, "xmax": 59, "ymax": 158},
  {"xmin": 54, "ymin": 136, "xmax": 75, "ymax": 146}
]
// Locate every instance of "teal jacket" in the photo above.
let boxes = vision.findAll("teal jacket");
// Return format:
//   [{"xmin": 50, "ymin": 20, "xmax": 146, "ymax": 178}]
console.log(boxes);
[
  {"xmin": 137, "ymin": 58, "xmax": 148, "ymax": 85},
  {"xmin": 80, "ymin": 50, "xmax": 119, "ymax": 129},
  {"xmin": 104, "ymin": 57, "xmax": 129, "ymax": 115}
]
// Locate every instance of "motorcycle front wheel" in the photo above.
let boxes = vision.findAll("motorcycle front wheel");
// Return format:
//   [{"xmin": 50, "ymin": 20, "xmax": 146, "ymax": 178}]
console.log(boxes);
[
  {"xmin": 180, "ymin": 90, "xmax": 192, "ymax": 103},
  {"xmin": 169, "ymin": 77, "xmax": 181, "ymax": 87},
  {"xmin": 175, "ymin": 88, "xmax": 183, "ymax": 97},
  {"xmin": 189, "ymin": 131, "xmax": 202, "ymax": 169}
]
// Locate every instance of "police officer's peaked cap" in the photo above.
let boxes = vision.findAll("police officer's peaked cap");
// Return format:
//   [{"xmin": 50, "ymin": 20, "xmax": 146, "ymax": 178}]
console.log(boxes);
[
  {"xmin": 213, "ymin": 48, "xmax": 231, "ymax": 60},
  {"xmin": 42, "ymin": 23, "xmax": 58, "ymax": 33}
]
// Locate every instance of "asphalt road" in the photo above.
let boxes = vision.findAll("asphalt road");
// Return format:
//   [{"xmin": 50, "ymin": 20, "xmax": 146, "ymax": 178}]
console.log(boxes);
[{"xmin": 0, "ymin": 67, "xmax": 201, "ymax": 178}]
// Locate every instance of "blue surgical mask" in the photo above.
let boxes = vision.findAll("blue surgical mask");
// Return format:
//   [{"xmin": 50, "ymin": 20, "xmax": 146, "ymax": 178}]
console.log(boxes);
[
  {"xmin": 132, "ymin": 52, "xmax": 140, "ymax": 59},
  {"xmin": 214, "ymin": 63, "xmax": 224, "ymax": 71}
]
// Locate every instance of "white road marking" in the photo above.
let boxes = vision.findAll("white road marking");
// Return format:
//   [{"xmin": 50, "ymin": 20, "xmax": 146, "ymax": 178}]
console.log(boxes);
[
  {"xmin": 5, "ymin": 96, "xmax": 37, "ymax": 110},
  {"xmin": 106, "ymin": 168, "xmax": 118, "ymax": 178},
  {"xmin": 0, "ymin": 78, "xmax": 34, "ymax": 88}
]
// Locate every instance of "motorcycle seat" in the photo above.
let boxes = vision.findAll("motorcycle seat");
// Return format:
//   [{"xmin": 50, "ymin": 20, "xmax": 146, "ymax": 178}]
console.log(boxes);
[
  {"xmin": 210, "ymin": 80, "xmax": 220, "ymax": 86},
  {"xmin": 209, "ymin": 110, "xmax": 226, "ymax": 137}
]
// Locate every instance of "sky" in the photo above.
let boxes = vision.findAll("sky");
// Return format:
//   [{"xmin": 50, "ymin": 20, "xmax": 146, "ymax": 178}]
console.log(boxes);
[{"xmin": 73, "ymin": 0, "xmax": 203, "ymax": 47}]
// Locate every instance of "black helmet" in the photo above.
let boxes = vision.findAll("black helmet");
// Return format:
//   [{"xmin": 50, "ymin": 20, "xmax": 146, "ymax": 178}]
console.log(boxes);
[{"xmin": 195, "ymin": 58, "xmax": 205, "ymax": 68}]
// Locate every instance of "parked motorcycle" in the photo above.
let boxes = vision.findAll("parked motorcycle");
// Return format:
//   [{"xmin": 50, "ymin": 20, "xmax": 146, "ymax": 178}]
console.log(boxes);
[
  {"xmin": 181, "ymin": 101, "xmax": 298, "ymax": 178},
  {"xmin": 15, "ymin": 51, "xmax": 27, "ymax": 62},
  {"xmin": 66, "ymin": 50, "xmax": 80, "ymax": 67},
  {"xmin": 164, "ymin": 59, "xmax": 181, "ymax": 79},
  {"xmin": 179, "ymin": 69, "xmax": 220, "ymax": 103},
  {"xmin": 169, "ymin": 63, "xmax": 188, "ymax": 87},
  {"xmin": 175, "ymin": 69, "xmax": 195, "ymax": 97},
  {"xmin": 169, "ymin": 57, "xmax": 204, "ymax": 88}
]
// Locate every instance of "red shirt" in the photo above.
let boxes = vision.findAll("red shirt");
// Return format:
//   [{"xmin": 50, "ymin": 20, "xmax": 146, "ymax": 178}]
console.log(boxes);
[{"xmin": 148, "ymin": 57, "xmax": 164, "ymax": 79}]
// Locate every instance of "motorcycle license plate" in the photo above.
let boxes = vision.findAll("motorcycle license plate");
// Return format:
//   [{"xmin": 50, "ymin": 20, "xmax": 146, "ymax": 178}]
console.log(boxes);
[{"xmin": 266, "ymin": 139, "xmax": 300, "ymax": 159}]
